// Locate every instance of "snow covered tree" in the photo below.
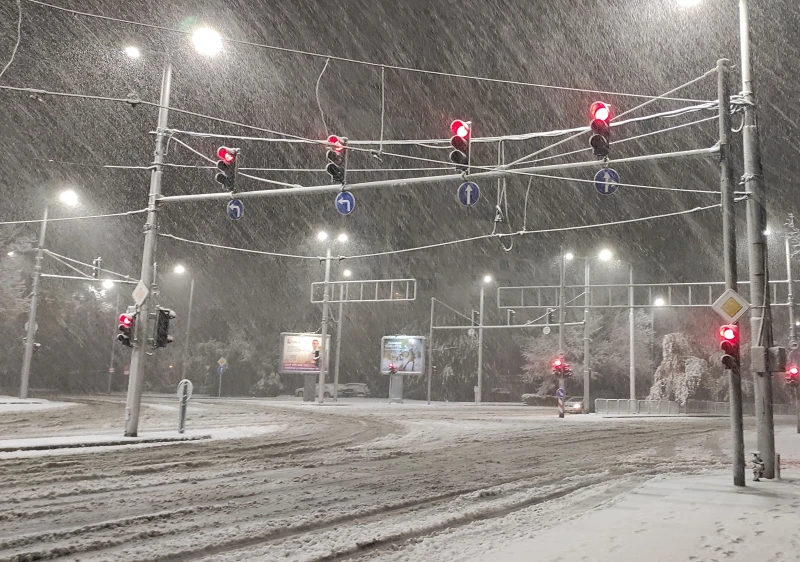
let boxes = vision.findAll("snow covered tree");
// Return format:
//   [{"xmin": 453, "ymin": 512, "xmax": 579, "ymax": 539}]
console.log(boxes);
[{"xmin": 648, "ymin": 333, "xmax": 708, "ymax": 405}]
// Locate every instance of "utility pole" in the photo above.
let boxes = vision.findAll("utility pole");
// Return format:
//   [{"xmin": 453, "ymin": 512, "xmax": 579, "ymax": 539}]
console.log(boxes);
[
  {"xmin": 786, "ymin": 236, "xmax": 796, "ymax": 343},
  {"xmin": 318, "ymin": 248, "xmax": 332, "ymax": 404},
  {"xmin": 558, "ymin": 246, "xmax": 566, "ymax": 417},
  {"xmin": 107, "ymin": 291, "xmax": 120, "ymax": 394},
  {"xmin": 718, "ymin": 58, "xmax": 745, "ymax": 487},
  {"xmin": 583, "ymin": 258, "xmax": 591, "ymax": 414},
  {"xmin": 181, "ymin": 277, "xmax": 195, "ymax": 381},
  {"xmin": 476, "ymin": 281, "xmax": 486, "ymax": 403},
  {"xmin": 125, "ymin": 58, "xmax": 172, "ymax": 437},
  {"xmin": 20, "ymin": 207, "xmax": 47, "ymax": 399},
  {"xmin": 333, "ymin": 283, "xmax": 344, "ymax": 401},
  {"xmin": 427, "ymin": 297, "xmax": 434, "ymax": 405},
  {"xmin": 629, "ymin": 264, "xmax": 636, "ymax": 405},
  {"xmin": 739, "ymin": 0, "xmax": 775, "ymax": 478}
]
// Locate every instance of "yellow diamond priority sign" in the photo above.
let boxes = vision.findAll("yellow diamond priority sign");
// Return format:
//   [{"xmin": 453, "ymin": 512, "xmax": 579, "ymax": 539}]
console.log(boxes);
[{"xmin": 712, "ymin": 289, "xmax": 750, "ymax": 323}]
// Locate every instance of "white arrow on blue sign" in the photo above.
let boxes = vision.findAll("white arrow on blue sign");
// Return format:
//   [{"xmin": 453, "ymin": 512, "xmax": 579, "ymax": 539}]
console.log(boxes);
[
  {"xmin": 556, "ymin": 388, "xmax": 566, "ymax": 398},
  {"xmin": 594, "ymin": 168, "xmax": 620, "ymax": 195},
  {"xmin": 457, "ymin": 181, "xmax": 480, "ymax": 206},
  {"xmin": 227, "ymin": 199, "xmax": 244, "ymax": 220},
  {"xmin": 335, "ymin": 191, "xmax": 356, "ymax": 215},
  {"xmin": 218, "ymin": 364, "xmax": 228, "ymax": 374}
]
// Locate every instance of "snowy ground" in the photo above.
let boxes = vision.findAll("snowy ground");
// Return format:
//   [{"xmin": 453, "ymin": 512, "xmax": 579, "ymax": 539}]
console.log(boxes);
[{"xmin": 0, "ymin": 394, "xmax": 796, "ymax": 561}]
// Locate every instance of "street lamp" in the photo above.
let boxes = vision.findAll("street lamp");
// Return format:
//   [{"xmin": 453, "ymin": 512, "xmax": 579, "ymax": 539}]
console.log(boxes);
[
  {"xmin": 333, "ymin": 265, "xmax": 354, "ymax": 401},
  {"xmin": 475, "ymin": 274, "xmax": 492, "ymax": 403},
  {"xmin": 192, "ymin": 27, "xmax": 223, "ymax": 56},
  {"xmin": 172, "ymin": 264, "xmax": 195, "ymax": 381},
  {"xmin": 6, "ymin": 251, "xmax": 14, "ymax": 257},
  {"xmin": 315, "ymin": 232, "xmax": 348, "ymax": 403},
  {"xmin": 598, "ymin": 248, "xmax": 613, "ymax": 262},
  {"xmin": 123, "ymin": 46, "xmax": 141, "ymax": 59},
  {"xmin": 565, "ymin": 252, "xmax": 575, "ymax": 262},
  {"xmin": 343, "ymin": 269, "xmax": 352, "ymax": 278},
  {"xmin": 102, "ymin": 279, "xmax": 114, "ymax": 290},
  {"xmin": 654, "ymin": 297, "xmax": 666, "ymax": 307},
  {"xmin": 20, "ymin": 189, "xmax": 80, "ymax": 399},
  {"xmin": 174, "ymin": 264, "xmax": 186, "ymax": 274}
]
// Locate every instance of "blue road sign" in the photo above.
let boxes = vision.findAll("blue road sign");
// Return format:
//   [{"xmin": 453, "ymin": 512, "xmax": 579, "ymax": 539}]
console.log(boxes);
[
  {"xmin": 556, "ymin": 388, "xmax": 566, "ymax": 399},
  {"xmin": 335, "ymin": 191, "xmax": 356, "ymax": 215},
  {"xmin": 227, "ymin": 199, "xmax": 244, "ymax": 220},
  {"xmin": 594, "ymin": 168, "xmax": 620, "ymax": 195},
  {"xmin": 218, "ymin": 364, "xmax": 228, "ymax": 375},
  {"xmin": 457, "ymin": 182, "xmax": 480, "ymax": 206}
]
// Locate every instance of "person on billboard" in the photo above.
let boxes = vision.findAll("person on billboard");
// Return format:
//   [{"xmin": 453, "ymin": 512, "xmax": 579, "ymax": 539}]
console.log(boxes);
[{"xmin": 312, "ymin": 339, "xmax": 321, "ymax": 367}]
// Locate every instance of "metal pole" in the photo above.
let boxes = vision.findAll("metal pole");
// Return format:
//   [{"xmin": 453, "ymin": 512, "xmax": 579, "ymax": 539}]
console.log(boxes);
[
  {"xmin": 477, "ymin": 283, "xmax": 485, "ymax": 404},
  {"xmin": 178, "ymin": 382, "xmax": 189, "ymax": 433},
  {"xmin": 786, "ymin": 236, "xmax": 796, "ymax": 343},
  {"xmin": 107, "ymin": 291, "xmax": 120, "ymax": 394},
  {"xmin": 583, "ymin": 259, "xmax": 591, "ymax": 414},
  {"xmin": 218, "ymin": 367, "xmax": 222, "ymax": 397},
  {"xmin": 559, "ymin": 246, "xmax": 566, "ymax": 419},
  {"xmin": 427, "ymin": 297, "xmax": 434, "ymax": 405},
  {"xmin": 629, "ymin": 264, "xmax": 636, "ymax": 404},
  {"xmin": 181, "ymin": 277, "xmax": 195, "ymax": 381},
  {"xmin": 796, "ymin": 387, "xmax": 799, "ymax": 435},
  {"xmin": 318, "ymin": 248, "xmax": 332, "ymax": 404},
  {"xmin": 719, "ymin": 58, "xmax": 745, "ymax": 487},
  {"xmin": 20, "ymin": 206, "xmax": 47, "ymax": 399},
  {"xmin": 333, "ymin": 284, "xmax": 344, "ymax": 401},
  {"xmin": 740, "ymin": 0, "xmax": 775, "ymax": 478},
  {"xmin": 125, "ymin": 58, "xmax": 172, "ymax": 437}
]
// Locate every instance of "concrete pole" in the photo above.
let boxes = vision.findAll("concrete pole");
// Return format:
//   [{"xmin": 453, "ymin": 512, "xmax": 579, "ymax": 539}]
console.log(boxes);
[
  {"xmin": 427, "ymin": 297, "xmax": 434, "ymax": 405},
  {"xmin": 125, "ymin": 58, "xmax": 172, "ymax": 437},
  {"xmin": 181, "ymin": 277, "xmax": 195, "ymax": 381},
  {"xmin": 20, "ymin": 206, "xmax": 48, "ymax": 399},
  {"xmin": 318, "ymin": 248, "xmax": 332, "ymax": 404},
  {"xmin": 558, "ymin": 246, "xmax": 566, "ymax": 419},
  {"xmin": 583, "ymin": 259, "xmax": 591, "ymax": 414},
  {"xmin": 476, "ymin": 283, "xmax": 485, "ymax": 404},
  {"xmin": 786, "ymin": 236, "xmax": 796, "ymax": 343},
  {"xmin": 107, "ymin": 291, "xmax": 120, "ymax": 394},
  {"xmin": 740, "ymin": 0, "xmax": 775, "ymax": 478},
  {"xmin": 718, "ymin": 58, "xmax": 745, "ymax": 487},
  {"xmin": 629, "ymin": 265, "xmax": 636, "ymax": 404},
  {"xmin": 333, "ymin": 284, "xmax": 344, "ymax": 401},
  {"xmin": 218, "ymin": 367, "xmax": 223, "ymax": 397}
]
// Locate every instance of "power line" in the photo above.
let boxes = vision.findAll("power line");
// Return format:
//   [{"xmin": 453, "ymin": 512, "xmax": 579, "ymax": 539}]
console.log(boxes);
[
  {"xmin": 0, "ymin": 208, "xmax": 148, "ymax": 226},
  {"xmin": 27, "ymin": 0, "xmax": 710, "ymax": 104},
  {"xmin": 0, "ymin": 0, "xmax": 22, "ymax": 81},
  {"xmin": 158, "ymin": 233, "xmax": 322, "ymax": 260}
]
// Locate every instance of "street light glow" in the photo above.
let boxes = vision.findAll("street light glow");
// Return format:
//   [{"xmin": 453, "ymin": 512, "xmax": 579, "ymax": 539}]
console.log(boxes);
[
  {"xmin": 763, "ymin": 228, "xmax": 771, "ymax": 236},
  {"xmin": 483, "ymin": 275, "xmax": 492, "ymax": 284},
  {"xmin": 174, "ymin": 264, "xmax": 186, "ymax": 274},
  {"xmin": 317, "ymin": 231, "xmax": 328, "ymax": 241},
  {"xmin": 337, "ymin": 233, "xmax": 348, "ymax": 243},
  {"xmin": 192, "ymin": 27, "xmax": 222, "ymax": 56},
  {"xmin": 102, "ymin": 280, "xmax": 114, "ymax": 289},
  {"xmin": 343, "ymin": 269, "xmax": 352, "ymax": 277},
  {"xmin": 598, "ymin": 248, "xmax": 613, "ymax": 261},
  {"xmin": 123, "ymin": 46, "xmax": 141, "ymax": 59},
  {"xmin": 59, "ymin": 190, "xmax": 78, "ymax": 206},
  {"xmin": 565, "ymin": 252, "xmax": 574, "ymax": 261},
  {"xmin": 654, "ymin": 297, "xmax": 666, "ymax": 307},
  {"xmin": 6, "ymin": 251, "xmax": 14, "ymax": 257}
]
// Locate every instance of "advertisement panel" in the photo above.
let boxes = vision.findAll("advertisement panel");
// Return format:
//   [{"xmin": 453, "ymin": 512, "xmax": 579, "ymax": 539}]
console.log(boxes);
[
  {"xmin": 380, "ymin": 336, "xmax": 426, "ymax": 375},
  {"xmin": 279, "ymin": 333, "xmax": 331, "ymax": 374}
]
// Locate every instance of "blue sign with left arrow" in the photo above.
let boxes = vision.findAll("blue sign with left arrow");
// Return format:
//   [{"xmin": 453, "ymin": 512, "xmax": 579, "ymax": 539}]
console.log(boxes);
[
  {"xmin": 227, "ymin": 199, "xmax": 244, "ymax": 220},
  {"xmin": 335, "ymin": 192, "xmax": 356, "ymax": 215}
]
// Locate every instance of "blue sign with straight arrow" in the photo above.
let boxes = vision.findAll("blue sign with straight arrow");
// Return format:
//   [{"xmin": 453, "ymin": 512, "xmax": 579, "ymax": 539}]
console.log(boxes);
[
  {"xmin": 594, "ymin": 168, "xmax": 620, "ymax": 195},
  {"xmin": 457, "ymin": 182, "xmax": 480, "ymax": 207}
]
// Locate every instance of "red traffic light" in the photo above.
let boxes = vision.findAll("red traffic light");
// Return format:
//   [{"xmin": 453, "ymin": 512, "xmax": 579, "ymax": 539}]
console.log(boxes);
[
  {"xmin": 119, "ymin": 314, "xmax": 133, "ymax": 328},
  {"xmin": 217, "ymin": 147, "xmax": 237, "ymax": 164},
  {"xmin": 590, "ymin": 101, "xmax": 611, "ymax": 122},
  {"xmin": 327, "ymin": 135, "xmax": 345, "ymax": 153},
  {"xmin": 719, "ymin": 325, "xmax": 738, "ymax": 342},
  {"xmin": 789, "ymin": 366, "xmax": 799, "ymax": 376},
  {"xmin": 553, "ymin": 358, "xmax": 563, "ymax": 368},
  {"xmin": 450, "ymin": 120, "xmax": 470, "ymax": 139}
]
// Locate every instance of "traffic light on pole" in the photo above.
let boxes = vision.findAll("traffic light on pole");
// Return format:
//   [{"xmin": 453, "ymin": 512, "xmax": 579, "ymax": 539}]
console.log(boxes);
[
  {"xmin": 389, "ymin": 362, "xmax": 398, "ymax": 375},
  {"xmin": 117, "ymin": 310, "xmax": 136, "ymax": 347},
  {"xmin": 552, "ymin": 358, "xmax": 563, "ymax": 377},
  {"xmin": 563, "ymin": 363, "xmax": 573, "ymax": 378},
  {"xmin": 589, "ymin": 102, "xmax": 611, "ymax": 159},
  {"xmin": 215, "ymin": 147, "xmax": 239, "ymax": 192},
  {"xmin": 546, "ymin": 308, "xmax": 555, "ymax": 325},
  {"xmin": 786, "ymin": 365, "xmax": 799, "ymax": 386},
  {"xmin": 153, "ymin": 307, "xmax": 176, "ymax": 349},
  {"xmin": 92, "ymin": 256, "xmax": 102, "ymax": 279},
  {"xmin": 719, "ymin": 324, "xmax": 740, "ymax": 369},
  {"xmin": 449, "ymin": 120, "xmax": 471, "ymax": 172},
  {"xmin": 325, "ymin": 135, "xmax": 348, "ymax": 184}
]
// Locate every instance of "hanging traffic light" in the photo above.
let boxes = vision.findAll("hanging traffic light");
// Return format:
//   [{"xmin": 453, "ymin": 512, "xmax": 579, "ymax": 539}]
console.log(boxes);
[
  {"xmin": 563, "ymin": 363, "xmax": 573, "ymax": 378},
  {"xmin": 326, "ymin": 135, "xmax": 348, "ymax": 184},
  {"xmin": 117, "ymin": 309, "xmax": 136, "ymax": 347},
  {"xmin": 719, "ymin": 324, "xmax": 740, "ymax": 369},
  {"xmin": 92, "ymin": 256, "xmax": 102, "ymax": 279},
  {"xmin": 389, "ymin": 362, "xmax": 398, "ymax": 375},
  {"xmin": 786, "ymin": 365, "xmax": 799, "ymax": 386},
  {"xmin": 552, "ymin": 358, "xmax": 563, "ymax": 377},
  {"xmin": 215, "ymin": 147, "xmax": 239, "ymax": 192},
  {"xmin": 449, "ymin": 120, "xmax": 471, "ymax": 172},
  {"xmin": 153, "ymin": 307, "xmax": 176, "ymax": 349},
  {"xmin": 589, "ymin": 102, "xmax": 611, "ymax": 159}
]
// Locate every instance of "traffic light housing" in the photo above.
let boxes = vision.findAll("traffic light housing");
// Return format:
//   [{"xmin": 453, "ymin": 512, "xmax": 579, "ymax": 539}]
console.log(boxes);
[
  {"xmin": 589, "ymin": 102, "xmax": 611, "ymax": 159},
  {"xmin": 215, "ymin": 147, "xmax": 239, "ymax": 192},
  {"xmin": 563, "ymin": 363, "xmax": 573, "ymax": 378},
  {"xmin": 719, "ymin": 324, "xmax": 740, "ymax": 369},
  {"xmin": 118, "ymin": 309, "xmax": 136, "ymax": 347},
  {"xmin": 449, "ymin": 120, "xmax": 471, "ymax": 172},
  {"xmin": 786, "ymin": 365, "xmax": 799, "ymax": 387},
  {"xmin": 153, "ymin": 307, "xmax": 176, "ymax": 349},
  {"xmin": 326, "ymin": 135, "xmax": 348, "ymax": 184},
  {"xmin": 92, "ymin": 256, "xmax": 102, "ymax": 279},
  {"xmin": 552, "ymin": 358, "xmax": 563, "ymax": 377},
  {"xmin": 546, "ymin": 308, "xmax": 555, "ymax": 325},
  {"xmin": 389, "ymin": 362, "xmax": 398, "ymax": 375}
]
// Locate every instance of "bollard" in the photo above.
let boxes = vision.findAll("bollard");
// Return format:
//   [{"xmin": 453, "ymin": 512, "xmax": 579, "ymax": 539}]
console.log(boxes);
[
  {"xmin": 776, "ymin": 453, "xmax": 781, "ymax": 480},
  {"xmin": 177, "ymin": 379, "xmax": 193, "ymax": 434}
]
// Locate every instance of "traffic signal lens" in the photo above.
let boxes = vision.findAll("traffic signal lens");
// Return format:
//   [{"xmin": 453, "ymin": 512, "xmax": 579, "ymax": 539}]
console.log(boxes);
[
  {"xmin": 590, "ymin": 102, "xmax": 610, "ymax": 122},
  {"xmin": 554, "ymin": 359, "xmax": 562, "ymax": 367},
  {"xmin": 217, "ymin": 147, "xmax": 236, "ymax": 163},
  {"xmin": 450, "ymin": 120, "xmax": 470, "ymax": 138},
  {"xmin": 791, "ymin": 366, "xmax": 798, "ymax": 375},
  {"xmin": 119, "ymin": 314, "xmax": 132, "ymax": 327},
  {"xmin": 327, "ymin": 135, "xmax": 345, "ymax": 153},
  {"xmin": 720, "ymin": 326, "xmax": 736, "ymax": 341}
]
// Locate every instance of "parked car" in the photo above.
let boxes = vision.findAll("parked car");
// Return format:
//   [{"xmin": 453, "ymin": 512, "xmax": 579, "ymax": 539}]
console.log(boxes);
[
  {"xmin": 564, "ymin": 396, "xmax": 584, "ymax": 414},
  {"xmin": 341, "ymin": 383, "xmax": 371, "ymax": 398},
  {"xmin": 295, "ymin": 383, "xmax": 335, "ymax": 398}
]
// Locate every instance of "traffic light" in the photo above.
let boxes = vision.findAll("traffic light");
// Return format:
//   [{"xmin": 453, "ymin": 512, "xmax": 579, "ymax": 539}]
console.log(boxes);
[
  {"xmin": 389, "ymin": 362, "xmax": 398, "ymax": 375},
  {"xmin": 786, "ymin": 365, "xmax": 799, "ymax": 387},
  {"xmin": 563, "ymin": 363, "xmax": 573, "ymax": 378},
  {"xmin": 546, "ymin": 308, "xmax": 555, "ymax": 325},
  {"xmin": 92, "ymin": 256, "xmax": 102, "ymax": 279},
  {"xmin": 552, "ymin": 358, "xmax": 563, "ymax": 377},
  {"xmin": 449, "ymin": 120, "xmax": 471, "ymax": 172},
  {"xmin": 326, "ymin": 135, "xmax": 348, "ymax": 184},
  {"xmin": 719, "ymin": 324, "xmax": 740, "ymax": 369},
  {"xmin": 313, "ymin": 349, "xmax": 321, "ymax": 368},
  {"xmin": 215, "ymin": 147, "xmax": 239, "ymax": 192},
  {"xmin": 589, "ymin": 102, "xmax": 611, "ymax": 159},
  {"xmin": 118, "ymin": 309, "xmax": 136, "ymax": 347},
  {"xmin": 153, "ymin": 307, "xmax": 176, "ymax": 349}
]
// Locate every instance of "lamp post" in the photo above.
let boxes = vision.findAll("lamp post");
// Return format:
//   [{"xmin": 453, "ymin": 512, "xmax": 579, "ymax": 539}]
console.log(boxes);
[
  {"xmin": 20, "ymin": 189, "xmax": 79, "ymax": 399},
  {"xmin": 598, "ymin": 249, "xmax": 636, "ymax": 403},
  {"xmin": 316, "ymin": 231, "xmax": 348, "ymax": 403},
  {"xmin": 105, "ymin": 280, "xmax": 119, "ymax": 393},
  {"xmin": 173, "ymin": 264, "xmax": 196, "ymax": 381},
  {"xmin": 476, "ymin": 275, "xmax": 492, "ymax": 403},
  {"xmin": 333, "ymin": 268, "xmax": 352, "ymax": 401},
  {"xmin": 124, "ymin": 26, "xmax": 222, "ymax": 436}
]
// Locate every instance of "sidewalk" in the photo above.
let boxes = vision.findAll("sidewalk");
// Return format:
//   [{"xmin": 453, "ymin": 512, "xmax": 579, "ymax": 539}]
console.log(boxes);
[{"xmin": 0, "ymin": 430, "xmax": 211, "ymax": 452}]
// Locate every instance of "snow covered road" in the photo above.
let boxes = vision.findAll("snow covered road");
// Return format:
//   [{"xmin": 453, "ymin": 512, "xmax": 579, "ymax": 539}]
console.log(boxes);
[{"xmin": 0, "ymin": 396, "xmax": 762, "ymax": 561}]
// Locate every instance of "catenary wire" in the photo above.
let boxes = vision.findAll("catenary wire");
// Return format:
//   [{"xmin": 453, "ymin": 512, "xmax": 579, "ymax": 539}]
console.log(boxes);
[
  {"xmin": 44, "ymin": 250, "xmax": 137, "ymax": 280},
  {"xmin": 158, "ymin": 233, "xmax": 322, "ymax": 260}
]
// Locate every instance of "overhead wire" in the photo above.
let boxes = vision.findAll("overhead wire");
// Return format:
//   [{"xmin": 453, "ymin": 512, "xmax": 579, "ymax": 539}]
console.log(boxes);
[
  {"xmin": 0, "ymin": 0, "xmax": 22, "ymax": 81},
  {"xmin": 158, "ymin": 232, "xmax": 322, "ymax": 260},
  {"xmin": 0, "ymin": 208, "xmax": 148, "ymax": 225},
  {"xmin": 44, "ymin": 250, "xmax": 137, "ymax": 280},
  {"xmin": 27, "ymin": 0, "xmax": 709, "ymax": 104}
]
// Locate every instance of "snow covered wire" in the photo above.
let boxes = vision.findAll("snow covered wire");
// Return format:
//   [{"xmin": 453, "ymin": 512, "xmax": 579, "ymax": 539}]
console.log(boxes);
[
  {"xmin": 26, "ymin": 0, "xmax": 708, "ymax": 104},
  {"xmin": 158, "ymin": 233, "xmax": 322, "ymax": 260},
  {"xmin": 44, "ymin": 250, "xmax": 136, "ymax": 280},
  {"xmin": 0, "ymin": 208, "xmax": 148, "ymax": 226},
  {"xmin": 315, "ymin": 58, "xmax": 331, "ymax": 137},
  {"xmin": 0, "ymin": 0, "xmax": 22, "ymax": 81},
  {"xmin": 45, "ymin": 252, "xmax": 93, "ymax": 279},
  {"xmin": 432, "ymin": 297, "xmax": 474, "ymax": 323}
]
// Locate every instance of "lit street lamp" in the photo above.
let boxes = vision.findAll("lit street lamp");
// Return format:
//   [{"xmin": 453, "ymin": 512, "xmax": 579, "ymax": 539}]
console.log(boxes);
[
  {"xmin": 123, "ymin": 46, "xmax": 141, "ymax": 59},
  {"xmin": 20, "ymin": 189, "xmax": 79, "ymax": 399},
  {"xmin": 475, "ymin": 274, "xmax": 492, "ymax": 403},
  {"xmin": 173, "ymin": 265, "xmax": 195, "ymax": 381},
  {"xmin": 316, "ymin": 232, "xmax": 348, "ymax": 404},
  {"xmin": 333, "ymin": 266, "xmax": 354, "ymax": 401}
]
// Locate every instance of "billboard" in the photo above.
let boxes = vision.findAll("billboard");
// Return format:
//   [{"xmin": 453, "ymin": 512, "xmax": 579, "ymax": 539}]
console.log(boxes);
[
  {"xmin": 279, "ymin": 333, "xmax": 331, "ymax": 374},
  {"xmin": 380, "ymin": 336, "xmax": 426, "ymax": 375}
]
